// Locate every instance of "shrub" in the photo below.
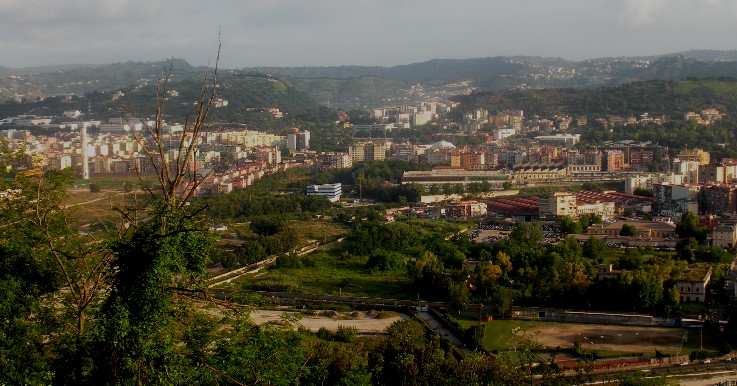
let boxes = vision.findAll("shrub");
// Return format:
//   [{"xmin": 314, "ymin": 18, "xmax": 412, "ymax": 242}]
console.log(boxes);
[
  {"xmin": 365, "ymin": 250, "xmax": 408, "ymax": 272},
  {"xmin": 275, "ymin": 253, "xmax": 302, "ymax": 269},
  {"xmin": 376, "ymin": 311, "xmax": 397, "ymax": 319},
  {"xmin": 335, "ymin": 325, "xmax": 358, "ymax": 343},
  {"xmin": 316, "ymin": 327, "xmax": 331, "ymax": 340}
]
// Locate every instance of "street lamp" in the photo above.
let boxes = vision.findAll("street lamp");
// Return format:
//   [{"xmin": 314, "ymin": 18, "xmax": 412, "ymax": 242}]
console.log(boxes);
[
  {"xmin": 635, "ymin": 332, "xmax": 639, "ymax": 346},
  {"xmin": 699, "ymin": 315, "xmax": 704, "ymax": 350}
]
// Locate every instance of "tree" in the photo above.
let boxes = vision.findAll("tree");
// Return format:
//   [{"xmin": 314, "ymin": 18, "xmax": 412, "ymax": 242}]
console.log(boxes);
[
  {"xmin": 620, "ymin": 223, "xmax": 638, "ymax": 236},
  {"xmin": 0, "ymin": 220, "xmax": 58, "ymax": 385},
  {"xmin": 583, "ymin": 236, "xmax": 606, "ymax": 260},
  {"xmin": 632, "ymin": 187, "xmax": 653, "ymax": 197},
  {"xmin": 89, "ymin": 49, "xmax": 227, "ymax": 384},
  {"xmin": 676, "ymin": 211, "xmax": 706, "ymax": 241},
  {"xmin": 250, "ymin": 216, "xmax": 285, "ymax": 236},
  {"xmin": 398, "ymin": 195, "xmax": 408, "ymax": 207},
  {"xmin": 448, "ymin": 279, "xmax": 470, "ymax": 311},
  {"xmin": 366, "ymin": 250, "xmax": 408, "ymax": 272},
  {"xmin": 509, "ymin": 222, "xmax": 544, "ymax": 245},
  {"xmin": 560, "ymin": 215, "xmax": 583, "ymax": 234}
]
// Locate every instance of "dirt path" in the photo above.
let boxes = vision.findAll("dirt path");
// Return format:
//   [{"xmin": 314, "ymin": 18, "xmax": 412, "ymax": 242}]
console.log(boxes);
[{"xmin": 249, "ymin": 310, "xmax": 407, "ymax": 333}]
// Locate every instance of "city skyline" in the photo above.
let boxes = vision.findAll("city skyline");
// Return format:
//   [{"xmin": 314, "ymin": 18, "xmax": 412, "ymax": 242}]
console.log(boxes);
[{"xmin": 1, "ymin": 0, "xmax": 737, "ymax": 69}]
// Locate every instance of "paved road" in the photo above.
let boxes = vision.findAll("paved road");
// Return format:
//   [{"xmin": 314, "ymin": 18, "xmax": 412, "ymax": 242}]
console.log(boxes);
[{"xmin": 416, "ymin": 311, "xmax": 471, "ymax": 354}]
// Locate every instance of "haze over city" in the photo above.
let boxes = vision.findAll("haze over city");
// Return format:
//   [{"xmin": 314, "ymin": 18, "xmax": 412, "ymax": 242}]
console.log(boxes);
[{"xmin": 2, "ymin": 0, "xmax": 737, "ymax": 68}]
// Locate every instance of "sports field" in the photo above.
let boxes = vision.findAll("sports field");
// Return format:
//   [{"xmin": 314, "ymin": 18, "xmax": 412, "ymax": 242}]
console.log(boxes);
[{"xmin": 458, "ymin": 319, "xmax": 690, "ymax": 354}]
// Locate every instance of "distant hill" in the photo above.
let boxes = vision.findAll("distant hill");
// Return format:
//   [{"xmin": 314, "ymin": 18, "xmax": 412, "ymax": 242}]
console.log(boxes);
[
  {"xmin": 452, "ymin": 79, "xmax": 737, "ymax": 118},
  {"xmin": 0, "ymin": 59, "xmax": 211, "ymax": 99},
  {"xmin": 3, "ymin": 51, "xmax": 737, "ymax": 109},
  {"xmin": 658, "ymin": 49, "xmax": 737, "ymax": 62},
  {"xmin": 288, "ymin": 76, "xmax": 412, "ymax": 109},
  {"xmin": 244, "ymin": 56, "xmax": 572, "ymax": 83},
  {"xmin": 0, "ymin": 73, "xmax": 318, "ymax": 125}
]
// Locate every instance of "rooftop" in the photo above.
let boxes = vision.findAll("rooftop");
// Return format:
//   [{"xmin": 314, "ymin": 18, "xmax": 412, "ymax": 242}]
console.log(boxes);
[{"xmin": 677, "ymin": 266, "xmax": 712, "ymax": 283}]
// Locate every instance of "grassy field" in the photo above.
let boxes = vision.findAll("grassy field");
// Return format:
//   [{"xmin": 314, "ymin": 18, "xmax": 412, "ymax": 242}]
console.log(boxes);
[
  {"xmin": 64, "ymin": 188, "xmax": 146, "ymax": 229},
  {"xmin": 71, "ymin": 176, "xmax": 158, "ymax": 190},
  {"xmin": 290, "ymin": 219, "xmax": 349, "ymax": 241},
  {"xmin": 455, "ymin": 318, "xmax": 545, "ymax": 351},
  {"xmin": 237, "ymin": 247, "xmax": 416, "ymax": 299}
]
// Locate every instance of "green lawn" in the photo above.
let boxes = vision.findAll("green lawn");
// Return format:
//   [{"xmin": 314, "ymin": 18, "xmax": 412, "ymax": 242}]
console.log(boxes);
[
  {"xmin": 455, "ymin": 318, "xmax": 545, "ymax": 351},
  {"xmin": 237, "ymin": 248, "xmax": 416, "ymax": 299}
]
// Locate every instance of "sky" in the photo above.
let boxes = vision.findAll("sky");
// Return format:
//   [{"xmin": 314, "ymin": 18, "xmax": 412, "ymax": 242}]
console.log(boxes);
[{"xmin": 1, "ymin": 0, "xmax": 737, "ymax": 69}]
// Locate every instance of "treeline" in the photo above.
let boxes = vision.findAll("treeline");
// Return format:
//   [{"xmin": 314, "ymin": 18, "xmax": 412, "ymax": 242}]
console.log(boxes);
[
  {"xmin": 203, "ymin": 191, "xmax": 334, "ymax": 220},
  {"xmin": 195, "ymin": 318, "xmax": 534, "ymax": 386}
]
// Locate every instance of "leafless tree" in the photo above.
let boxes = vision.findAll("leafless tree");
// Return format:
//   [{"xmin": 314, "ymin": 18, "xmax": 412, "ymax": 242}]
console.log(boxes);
[{"xmin": 119, "ymin": 42, "xmax": 221, "ymax": 217}]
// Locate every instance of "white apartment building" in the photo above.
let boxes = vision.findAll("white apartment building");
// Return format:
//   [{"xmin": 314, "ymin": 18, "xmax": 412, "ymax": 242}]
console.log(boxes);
[{"xmin": 306, "ymin": 183, "xmax": 342, "ymax": 202}]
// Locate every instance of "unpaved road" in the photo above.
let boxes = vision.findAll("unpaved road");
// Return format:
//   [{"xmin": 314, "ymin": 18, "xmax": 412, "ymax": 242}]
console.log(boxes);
[{"xmin": 250, "ymin": 310, "xmax": 407, "ymax": 333}]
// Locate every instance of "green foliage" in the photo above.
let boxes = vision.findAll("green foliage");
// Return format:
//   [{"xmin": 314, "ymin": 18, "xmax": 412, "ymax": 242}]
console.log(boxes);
[
  {"xmin": 582, "ymin": 236, "xmax": 606, "ymax": 259},
  {"xmin": 633, "ymin": 187, "xmax": 654, "ymax": 197},
  {"xmin": 0, "ymin": 242, "xmax": 56, "ymax": 385},
  {"xmin": 334, "ymin": 325, "xmax": 358, "ymax": 343},
  {"xmin": 579, "ymin": 213, "xmax": 603, "ymax": 229},
  {"xmin": 618, "ymin": 373, "xmax": 676, "ymax": 386},
  {"xmin": 582, "ymin": 182, "xmax": 606, "ymax": 192},
  {"xmin": 204, "ymin": 189, "xmax": 334, "ymax": 220},
  {"xmin": 250, "ymin": 216, "xmax": 286, "ymax": 236},
  {"xmin": 212, "ymin": 322, "xmax": 307, "ymax": 385},
  {"xmin": 91, "ymin": 203, "xmax": 215, "ymax": 384},
  {"xmin": 276, "ymin": 253, "xmax": 303, "ymax": 269},
  {"xmin": 560, "ymin": 216, "xmax": 583, "ymax": 234},
  {"xmin": 232, "ymin": 241, "xmax": 268, "ymax": 266},
  {"xmin": 676, "ymin": 212, "xmax": 707, "ymax": 241},
  {"xmin": 619, "ymin": 223, "xmax": 638, "ymax": 236},
  {"xmin": 509, "ymin": 222, "xmax": 544, "ymax": 245},
  {"xmin": 348, "ymin": 221, "xmax": 420, "ymax": 256},
  {"xmin": 365, "ymin": 250, "xmax": 409, "ymax": 272},
  {"xmin": 378, "ymin": 319, "xmax": 526, "ymax": 385}
]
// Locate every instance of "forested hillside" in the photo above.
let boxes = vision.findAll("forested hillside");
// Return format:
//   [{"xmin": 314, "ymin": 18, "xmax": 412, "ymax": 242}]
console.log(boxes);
[
  {"xmin": 453, "ymin": 79, "xmax": 737, "ymax": 117},
  {"xmin": 0, "ymin": 73, "xmax": 319, "ymax": 125}
]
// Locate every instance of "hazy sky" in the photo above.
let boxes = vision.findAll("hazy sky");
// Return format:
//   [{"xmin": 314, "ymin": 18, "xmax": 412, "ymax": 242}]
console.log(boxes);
[{"xmin": 1, "ymin": 0, "xmax": 736, "ymax": 68}]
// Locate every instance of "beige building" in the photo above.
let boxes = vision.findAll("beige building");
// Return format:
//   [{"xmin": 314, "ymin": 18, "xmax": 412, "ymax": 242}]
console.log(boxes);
[
  {"xmin": 576, "ymin": 201, "xmax": 616, "ymax": 219},
  {"xmin": 586, "ymin": 220, "xmax": 677, "ymax": 238},
  {"xmin": 350, "ymin": 142, "xmax": 386, "ymax": 162},
  {"xmin": 605, "ymin": 150, "xmax": 626, "ymax": 172},
  {"xmin": 700, "ymin": 163, "xmax": 737, "ymax": 184},
  {"xmin": 512, "ymin": 165, "xmax": 568, "ymax": 183},
  {"xmin": 678, "ymin": 148, "xmax": 711, "ymax": 166},
  {"xmin": 443, "ymin": 200, "xmax": 488, "ymax": 220},
  {"xmin": 219, "ymin": 130, "xmax": 285, "ymax": 149},
  {"xmin": 539, "ymin": 192, "xmax": 577, "ymax": 217},
  {"xmin": 677, "ymin": 266, "xmax": 712, "ymax": 303},
  {"xmin": 712, "ymin": 223, "xmax": 737, "ymax": 248}
]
